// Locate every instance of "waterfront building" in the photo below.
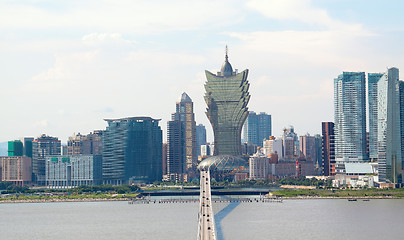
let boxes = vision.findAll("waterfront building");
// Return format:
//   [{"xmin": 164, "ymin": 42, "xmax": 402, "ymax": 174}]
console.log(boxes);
[
  {"xmin": 399, "ymin": 81, "xmax": 404, "ymax": 175},
  {"xmin": 368, "ymin": 73, "xmax": 384, "ymax": 160},
  {"xmin": 167, "ymin": 114, "xmax": 185, "ymax": 176},
  {"xmin": 162, "ymin": 143, "xmax": 167, "ymax": 175},
  {"xmin": 204, "ymin": 47, "xmax": 250, "ymax": 156},
  {"xmin": 32, "ymin": 134, "xmax": 61, "ymax": 185},
  {"xmin": 243, "ymin": 112, "xmax": 271, "ymax": 147},
  {"xmin": 166, "ymin": 93, "xmax": 197, "ymax": 178},
  {"xmin": 334, "ymin": 72, "xmax": 367, "ymax": 164},
  {"xmin": 46, "ymin": 155, "xmax": 102, "ymax": 187},
  {"xmin": 299, "ymin": 134, "xmax": 316, "ymax": 162},
  {"xmin": 314, "ymin": 134, "xmax": 322, "ymax": 168},
  {"xmin": 249, "ymin": 153, "xmax": 269, "ymax": 180},
  {"xmin": 196, "ymin": 124, "xmax": 207, "ymax": 157},
  {"xmin": 0, "ymin": 156, "xmax": 32, "ymax": 186},
  {"xmin": 377, "ymin": 68, "xmax": 402, "ymax": 185},
  {"xmin": 8, "ymin": 140, "xmax": 23, "ymax": 156},
  {"xmin": 177, "ymin": 93, "xmax": 197, "ymax": 170},
  {"xmin": 103, "ymin": 117, "xmax": 162, "ymax": 184},
  {"xmin": 322, "ymin": 122, "xmax": 335, "ymax": 176}
]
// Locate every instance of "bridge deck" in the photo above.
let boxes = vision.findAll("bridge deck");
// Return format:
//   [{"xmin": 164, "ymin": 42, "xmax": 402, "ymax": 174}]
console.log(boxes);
[{"xmin": 197, "ymin": 170, "xmax": 216, "ymax": 240}]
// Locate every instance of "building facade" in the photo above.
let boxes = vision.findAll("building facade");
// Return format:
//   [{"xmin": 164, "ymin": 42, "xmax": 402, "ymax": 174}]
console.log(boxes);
[
  {"xmin": 249, "ymin": 154, "xmax": 269, "ymax": 180},
  {"xmin": 32, "ymin": 135, "xmax": 61, "ymax": 185},
  {"xmin": 196, "ymin": 124, "xmax": 207, "ymax": 157},
  {"xmin": 334, "ymin": 72, "xmax": 367, "ymax": 163},
  {"xmin": 0, "ymin": 156, "xmax": 32, "ymax": 186},
  {"xmin": 243, "ymin": 111, "xmax": 271, "ymax": 147},
  {"xmin": 377, "ymin": 68, "xmax": 402, "ymax": 184},
  {"xmin": 322, "ymin": 122, "xmax": 335, "ymax": 176},
  {"xmin": 204, "ymin": 48, "xmax": 250, "ymax": 156},
  {"xmin": 368, "ymin": 73, "xmax": 384, "ymax": 159},
  {"xmin": 299, "ymin": 134, "xmax": 316, "ymax": 162},
  {"xmin": 103, "ymin": 117, "xmax": 162, "ymax": 184},
  {"xmin": 67, "ymin": 131, "xmax": 103, "ymax": 156},
  {"xmin": 46, "ymin": 155, "xmax": 102, "ymax": 187}
]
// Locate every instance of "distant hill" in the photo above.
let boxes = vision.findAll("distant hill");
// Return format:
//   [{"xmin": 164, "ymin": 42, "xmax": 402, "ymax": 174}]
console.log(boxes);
[{"xmin": 0, "ymin": 142, "xmax": 7, "ymax": 156}]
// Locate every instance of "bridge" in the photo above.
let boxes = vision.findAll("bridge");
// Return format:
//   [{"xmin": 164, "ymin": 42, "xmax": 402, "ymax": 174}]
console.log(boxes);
[{"xmin": 197, "ymin": 169, "xmax": 216, "ymax": 240}]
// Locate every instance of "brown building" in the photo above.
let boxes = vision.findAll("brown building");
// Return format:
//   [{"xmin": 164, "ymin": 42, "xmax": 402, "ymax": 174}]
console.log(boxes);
[
  {"xmin": 322, "ymin": 122, "xmax": 335, "ymax": 176},
  {"xmin": 1, "ymin": 156, "xmax": 32, "ymax": 186},
  {"xmin": 67, "ymin": 131, "xmax": 103, "ymax": 156}
]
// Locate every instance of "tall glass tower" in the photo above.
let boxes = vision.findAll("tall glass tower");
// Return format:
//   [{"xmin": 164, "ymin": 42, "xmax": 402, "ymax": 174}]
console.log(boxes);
[
  {"xmin": 368, "ymin": 73, "xmax": 384, "ymax": 159},
  {"xmin": 103, "ymin": 117, "xmax": 162, "ymax": 184},
  {"xmin": 204, "ymin": 48, "xmax": 250, "ymax": 156},
  {"xmin": 334, "ymin": 72, "xmax": 367, "ymax": 165},
  {"xmin": 377, "ymin": 68, "xmax": 402, "ymax": 184}
]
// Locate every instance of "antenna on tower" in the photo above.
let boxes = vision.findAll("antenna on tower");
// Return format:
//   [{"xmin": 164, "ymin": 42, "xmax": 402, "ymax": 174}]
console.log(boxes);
[{"xmin": 225, "ymin": 45, "xmax": 228, "ymax": 61}]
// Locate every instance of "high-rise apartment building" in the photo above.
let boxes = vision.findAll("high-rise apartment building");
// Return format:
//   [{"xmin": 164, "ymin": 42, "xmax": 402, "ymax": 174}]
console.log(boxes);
[
  {"xmin": 243, "ymin": 111, "xmax": 272, "ymax": 147},
  {"xmin": 103, "ymin": 117, "xmax": 162, "ymax": 184},
  {"xmin": 196, "ymin": 124, "xmax": 207, "ymax": 157},
  {"xmin": 322, "ymin": 122, "xmax": 335, "ymax": 176},
  {"xmin": 334, "ymin": 72, "xmax": 367, "ymax": 164},
  {"xmin": 377, "ymin": 68, "xmax": 402, "ymax": 184},
  {"xmin": 204, "ymin": 48, "xmax": 250, "ymax": 156},
  {"xmin": 32, "ymin": 135, "xmax": 61, "ymax": 185},
  {"xmin": 368, "ymin": 73, "xmax": 384, "ymax": 159}
]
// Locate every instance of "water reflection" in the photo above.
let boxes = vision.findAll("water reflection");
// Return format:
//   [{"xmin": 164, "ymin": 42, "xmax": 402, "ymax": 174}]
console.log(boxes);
[{"xmin": 215, "ymin": 197, "xmax": 240, "ymax": 240}]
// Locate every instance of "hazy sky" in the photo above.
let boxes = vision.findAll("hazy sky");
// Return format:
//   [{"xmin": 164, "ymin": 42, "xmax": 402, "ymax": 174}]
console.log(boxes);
[{"xmin": 1, "ymin": 0, "xmax": 404, "ymax": 143}]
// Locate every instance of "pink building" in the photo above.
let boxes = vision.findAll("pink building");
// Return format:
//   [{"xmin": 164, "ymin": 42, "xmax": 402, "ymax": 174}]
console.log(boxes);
[{"xmin": 1, "ymin": 156, "xmax": 32, "ymax": 186}]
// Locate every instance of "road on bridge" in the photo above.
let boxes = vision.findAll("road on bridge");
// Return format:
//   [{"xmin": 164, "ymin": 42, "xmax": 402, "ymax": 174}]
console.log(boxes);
[{"xmin": 197, "ymin": 170, "xmax": 216, "ymax": 240}]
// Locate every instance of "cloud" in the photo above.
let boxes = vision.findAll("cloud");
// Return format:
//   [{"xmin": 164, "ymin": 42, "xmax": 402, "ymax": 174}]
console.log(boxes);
[
  {"xmin": 0, "ymin": 0, "xmax": 243, "ymax": 33},
  {"xmin": 246, "ymin": 0, "xmax": 348, "ymax": 29}
]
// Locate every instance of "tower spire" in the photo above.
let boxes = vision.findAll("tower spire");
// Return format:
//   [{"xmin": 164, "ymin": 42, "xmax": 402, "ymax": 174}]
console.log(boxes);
[{"xmin": 225, "ymin": 45, "xmax": 228, "ymax": 61}]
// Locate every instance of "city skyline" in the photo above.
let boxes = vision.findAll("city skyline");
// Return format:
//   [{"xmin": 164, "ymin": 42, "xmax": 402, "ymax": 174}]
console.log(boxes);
[{"xmin": 1, "ymin": 1, "xmax": 404, "ymax": 143}]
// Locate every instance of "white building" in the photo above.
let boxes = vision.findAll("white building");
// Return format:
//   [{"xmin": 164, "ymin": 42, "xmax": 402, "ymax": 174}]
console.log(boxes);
[{"xmin": 249, "ymin": 153, "xmax": 269, "ymax": 180}]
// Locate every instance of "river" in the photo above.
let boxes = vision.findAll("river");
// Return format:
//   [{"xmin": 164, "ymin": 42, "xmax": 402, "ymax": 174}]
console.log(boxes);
[{"xmin": 1, "ymin": 199, "xmax": 404, "ymax": 239}]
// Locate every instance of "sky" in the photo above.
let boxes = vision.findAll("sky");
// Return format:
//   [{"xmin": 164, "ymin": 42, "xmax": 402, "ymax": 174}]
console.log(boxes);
[{"xmin": 1, "ymin": 0, "xmax": 404, "ymax": 143}]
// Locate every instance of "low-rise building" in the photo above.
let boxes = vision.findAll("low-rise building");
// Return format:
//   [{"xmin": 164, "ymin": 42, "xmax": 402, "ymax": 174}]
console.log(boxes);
[
  {"xmin": 249, "ymin": 154, "xmax": 269, "ymax": 180},
  {"xmin": 46, "ymin": 155, "xmax": 102, "ymax": 187}
]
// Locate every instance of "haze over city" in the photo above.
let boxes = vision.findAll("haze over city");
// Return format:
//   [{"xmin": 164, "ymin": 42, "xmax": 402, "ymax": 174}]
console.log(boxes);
[{"xmin": 1, "ymin": 0, "xmax": 404, "ymax": 142}]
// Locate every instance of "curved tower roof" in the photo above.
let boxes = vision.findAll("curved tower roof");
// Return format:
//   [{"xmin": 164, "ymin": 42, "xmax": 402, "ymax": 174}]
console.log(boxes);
[
  {"xmin": 178, "ymin": 92, "xmax": 192, "ymax": 103},
  {"xmin": 220, "ymin": 46, "xmax": 233, "ymax": 77}
]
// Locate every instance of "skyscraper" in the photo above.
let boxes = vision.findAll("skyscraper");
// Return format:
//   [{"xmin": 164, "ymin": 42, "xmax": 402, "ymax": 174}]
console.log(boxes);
[
  {"xmin": 167, "ymin": 118, "xmax": 185, "ymax": 175},
  {"xmin": 243, "ymin": 111, "xmax": 272, "ymax": 147},
  {"xmin": 322, "ymin": 122, "xmax": 335, "ymax": 176},
  {"xmin": 196, "ymin": 124, "xmax": 207, "ymax": 157},
  {"xmin": 204, "ymin": 47, "xmax": 250, "ymax": 156},
  {"xmin": 334, "ymin": 72, "xmax": 367, "ymax": 164},
  {"xmin": 166, "ymin": 93, "xmax": 197, "ymax": 178},
  {"xmin": 32, "ymin": 134, "xmax": 61, "ymax": 185},
  {"xmin": 377, "ymin": 68, "xmax": 402, "ymax": 184},
  {"xmin": 176, "ymin": 93, "xmax": 197, "ymax": 171},
  {"xmin": 103, "ymin": 117, "xmax": 162, "ymax": 184},
  {"xmin": 399, "ymin": 81, "xmax": 404, "ymax": 178},
  {"xmin": 368, "ymin": 73, "xmax": 384, "ymax": 159}
]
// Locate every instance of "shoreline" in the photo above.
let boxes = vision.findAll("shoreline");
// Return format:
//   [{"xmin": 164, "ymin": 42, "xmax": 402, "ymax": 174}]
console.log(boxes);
[{"xmin": 1, "ymin": 195, "xmax": 404, "ymax": 204}]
